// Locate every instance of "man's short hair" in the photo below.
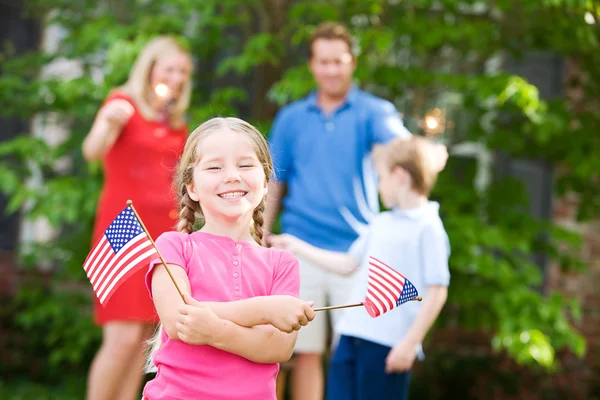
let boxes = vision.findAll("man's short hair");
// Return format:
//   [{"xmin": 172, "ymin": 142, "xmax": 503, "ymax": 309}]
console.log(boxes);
[{"xmin": 309, "ymin": 22, "xmax": 354, "ymax": 59}]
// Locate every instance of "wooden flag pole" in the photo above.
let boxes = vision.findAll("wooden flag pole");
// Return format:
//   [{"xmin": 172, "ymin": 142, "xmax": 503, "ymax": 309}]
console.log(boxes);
[
  {"xmin": 314, "ymin": 303, "xmax": 363, "ymax": 312},
  {"xmin": 314, "ymin": 296, "xmax": 422, "ymax": 312},
  {"xmin": 127, "ymin": 200, "xmax": 186, "ymax": 303}
]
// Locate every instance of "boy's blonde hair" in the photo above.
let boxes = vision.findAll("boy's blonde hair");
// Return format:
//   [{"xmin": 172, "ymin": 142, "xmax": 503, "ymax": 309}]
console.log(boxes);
[
  {"xmin": 174, "ymin": 117, "xmax": 274, "ymax": 245},
  {"xmin": 375, "ymin": 136, "xmax": 440, "ymax": 196},
  {"xmin": 118, "ymin": 36, "xmax": 192, "ymax": 127}
]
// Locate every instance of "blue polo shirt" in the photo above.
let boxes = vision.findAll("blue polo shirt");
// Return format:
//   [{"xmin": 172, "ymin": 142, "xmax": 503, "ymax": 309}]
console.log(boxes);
[{"xmin": 268, "ymin": 86, "xmax": 410, "ymax": 252}]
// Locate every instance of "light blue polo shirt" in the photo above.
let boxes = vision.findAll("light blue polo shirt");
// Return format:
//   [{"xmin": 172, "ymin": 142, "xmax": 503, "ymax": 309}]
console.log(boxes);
[
  {"xmin": 335, "ymin": 201, "xmax": 451, "ymax": 348},
  {"xmin": 268, "ymin": 86, "xmax": 410, "ymax": 252}
]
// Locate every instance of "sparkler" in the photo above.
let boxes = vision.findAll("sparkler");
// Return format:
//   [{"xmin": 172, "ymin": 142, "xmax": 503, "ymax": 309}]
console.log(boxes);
[
  {"xmin": 154, "ymin": 83, "xmax": 169, "ymax": 98},
  {"xmin": 421, "ymin": 108, "xmax": 446, "ymax": 138},
  {"xmin": 154, "ymin": 83, "xmax": 175, "ymax": 124}
]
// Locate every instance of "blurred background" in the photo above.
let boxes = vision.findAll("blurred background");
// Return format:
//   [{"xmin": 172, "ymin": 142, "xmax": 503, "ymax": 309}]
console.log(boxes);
[{"xmin": 0, "ymin": 0, "xmax": 599, "ymax": 399}]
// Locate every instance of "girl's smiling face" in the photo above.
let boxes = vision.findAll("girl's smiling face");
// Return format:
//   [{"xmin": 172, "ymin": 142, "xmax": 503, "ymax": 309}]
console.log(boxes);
[{"xmin": 186, "ymin": 129, "xmax": 267, "ymax": 223}]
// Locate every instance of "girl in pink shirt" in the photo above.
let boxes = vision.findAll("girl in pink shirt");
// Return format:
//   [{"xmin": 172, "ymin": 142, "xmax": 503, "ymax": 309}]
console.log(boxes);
[{"xmin": 142, "ymin": 117, "xmax": 316, "ymax": 400}]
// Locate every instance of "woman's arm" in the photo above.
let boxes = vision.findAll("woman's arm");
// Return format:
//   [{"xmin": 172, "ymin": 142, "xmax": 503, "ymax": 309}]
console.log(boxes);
[
  {"xmin": 82, "ymin": 99, "xmax": 134, "ymax": 161},
  {"xmin": 268, "ymin": 234, "xmax": 360, "ymax": 275}
]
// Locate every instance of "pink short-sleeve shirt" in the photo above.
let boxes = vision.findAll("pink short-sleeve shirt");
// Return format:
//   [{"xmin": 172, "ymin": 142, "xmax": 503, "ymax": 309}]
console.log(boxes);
[{"xmin": 142, "ymin": 231, "xmax": 300, "ymax": 400}]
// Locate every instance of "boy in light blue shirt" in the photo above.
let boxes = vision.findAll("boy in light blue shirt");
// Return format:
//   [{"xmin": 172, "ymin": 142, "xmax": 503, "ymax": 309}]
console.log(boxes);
[{"xmin": 269, "ymin": 135, "xmax": 450, "ymax": 400}]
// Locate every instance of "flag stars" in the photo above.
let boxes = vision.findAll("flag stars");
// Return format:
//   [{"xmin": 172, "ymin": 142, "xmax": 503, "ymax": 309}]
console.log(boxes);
[{"xmin": 105, "ymin": 206, "xmax": 145, "ymax": 252}]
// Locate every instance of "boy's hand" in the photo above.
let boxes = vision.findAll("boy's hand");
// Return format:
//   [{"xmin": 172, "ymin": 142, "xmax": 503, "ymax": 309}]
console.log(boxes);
[
  {"xmin": 385, "ymin": 340, "xmax": 417, "ymax": 373},
  {"xmin": 267, "ymin": 233, "xmax": 304, "ymax": 255},
  {"xmin": 177, "ymin": 294, "xmax": 223, "ymax": 345},
  {"xmin": 263, "ymin": 295, "xmax": 315, "ymax": 333}
]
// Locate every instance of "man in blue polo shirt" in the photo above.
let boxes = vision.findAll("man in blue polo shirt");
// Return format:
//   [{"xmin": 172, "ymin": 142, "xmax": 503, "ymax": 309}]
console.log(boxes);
[{"xmin": 264, "ymin": 22, "xmax": 411, "ymax": 400}]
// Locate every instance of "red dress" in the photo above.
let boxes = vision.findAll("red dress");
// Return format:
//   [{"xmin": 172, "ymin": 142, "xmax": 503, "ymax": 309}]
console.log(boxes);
[{"xmin": 91, "ymin": 92, "xmax": 187, "ymax": 325}]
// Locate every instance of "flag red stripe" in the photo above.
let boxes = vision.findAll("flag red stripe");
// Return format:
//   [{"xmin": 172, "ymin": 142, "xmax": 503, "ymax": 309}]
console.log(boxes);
[
  {"xmin": 88, "ymin": 244, "xmax": 114, "ymax": 283},
  {"xmin": 98, "ymin": 260, "xmax": 142, "ymax": 305},
  {"xmin": 370, "ymin": 256, "xmax": 406, "ymax": 281},
  {"xmin": 93, "ymin": 238, "xmax": 154, "ymax": 294},
  {"xmin": 367, "ymin": 270, "xmax": 395, "ymax": 311},
  {"xmin": 364, "ymin": 256, "xmax": 411, "ymax": 318},
  {"xmin": 84, "ymin": 236, "xmax": 108, "ymax": 272},
  {"xmin": 369, "ymin": 263, "xmax": 403, "ymax": 302},
  {"xmin": 95, "ymin": 244, "xmax": 155, "ymax": 296},
  {"xmin": 367, "ymin": 265, "xmax": 395, "ymax": 313},
  {"xmin": 86, "ymin": 239, "xmax": 111, "ymax": 277},
  {"xmin": 98, "ymin": 251, "xmax": 157, "ymax": 305},
  {"xmin": 366, "ymin": 289, "xmax": 387, "ymax": 316},
  {"xmin": 369, "ymin": 257, "xmax": 405, "ymax": 290},
  {"xmin": 369, "ymin": 280, "xmax": 395, "ymax": 311},
  {"xmin": 91, "ymin": 234, "xmax": 149, "ymax": 288},
  {"xmin": 371, "ymin": 268, "xmax": 404, "ymax": 294},
  {"xmin": 364, "ymin": 296, "xmax": 381, "ymax": 317},
  {"xmin": 363, "ymin": 298, "xmax": 380, "ymax": 318}
]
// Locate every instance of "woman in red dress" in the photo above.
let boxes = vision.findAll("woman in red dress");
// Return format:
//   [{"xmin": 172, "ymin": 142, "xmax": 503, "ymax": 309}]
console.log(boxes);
[{"xmin": 82, "ymin": 36, "xmax": 193, "ymax": 400}]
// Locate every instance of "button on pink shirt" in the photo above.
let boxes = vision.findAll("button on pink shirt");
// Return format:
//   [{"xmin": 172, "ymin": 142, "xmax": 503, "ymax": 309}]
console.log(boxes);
[{"xmin": 142, "ymin": 231, "xmax": 300, "ymax": 400}]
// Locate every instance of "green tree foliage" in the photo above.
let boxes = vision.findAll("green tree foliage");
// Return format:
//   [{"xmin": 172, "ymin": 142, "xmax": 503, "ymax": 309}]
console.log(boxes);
[{"xmin": 1, "ymin": 0, "xmax": 598, "ymax": 388}]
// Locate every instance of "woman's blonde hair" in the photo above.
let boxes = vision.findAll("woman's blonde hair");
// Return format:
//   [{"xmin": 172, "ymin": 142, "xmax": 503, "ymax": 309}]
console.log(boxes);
[
  {"xmin": 118, "ymin": 36, "xmax": 192, "ymax": 127},
  {"xmin": 144, "ymin": 117, "xmax": 274, "ymax": 373},
  {"xmin": 376, "ymin": 135, "xmax": 440, "ymax": 196},
  {"xmin": 174, "ymin": 117, "xmax": 274, "ymax": 245}
]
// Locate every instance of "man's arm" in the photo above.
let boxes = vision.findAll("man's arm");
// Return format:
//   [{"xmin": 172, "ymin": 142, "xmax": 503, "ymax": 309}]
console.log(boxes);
[
  {"xmin": 264, "ymin": 181, "xmax": 286, "ymax": 234},
  {"xmin": 370, "ymin": 101, "xmax": 412, "ymax": 145}
]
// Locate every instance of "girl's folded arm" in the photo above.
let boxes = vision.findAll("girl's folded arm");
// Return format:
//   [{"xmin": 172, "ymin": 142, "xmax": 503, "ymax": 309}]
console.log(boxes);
[
  {"xmin": 202, "ymin": 297, "xmax": 270, "ymax": 327},
  {"xmin": 151, "ymin": 263, "xmax": 192, "ymax": 339},
  {"xmin": 210, "ymin": 322, "xmax": 297, "ymax": 363}
]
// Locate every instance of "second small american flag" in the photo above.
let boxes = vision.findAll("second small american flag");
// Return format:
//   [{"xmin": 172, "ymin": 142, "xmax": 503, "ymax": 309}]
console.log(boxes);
[{"xmin": 363, "ymin": 256, "xmax": 419, "ymax": 318}]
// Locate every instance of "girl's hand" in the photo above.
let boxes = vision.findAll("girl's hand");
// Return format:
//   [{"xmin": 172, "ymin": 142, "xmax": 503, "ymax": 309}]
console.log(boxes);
[
  {"xmin": 99, "ymin": 99, "xmax": 134, "ymax": 127},
  {"xmin": 263, "ymin": 295, "xmax": 315, "ymax": 333},
  {"xmin": 176, "ymin": 294, "xmax": 223, "ymax": 345},
  {"xmin": 267, "ymin": 234, "xmax": 304, "ymax": 255},
  {"xmin": 385, "ymin": 340, "xmax": 417, "ymax": 373}
]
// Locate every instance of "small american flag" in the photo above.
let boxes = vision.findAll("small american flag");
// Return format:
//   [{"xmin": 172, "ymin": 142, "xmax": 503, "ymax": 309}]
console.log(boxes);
[
  {"xmin": 83, "ymin": 205, "xmax": 158, "ymax": 305},
  {"xmin": 363, "ymin": 256, "xmax": 419, "ymax": 318}
]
